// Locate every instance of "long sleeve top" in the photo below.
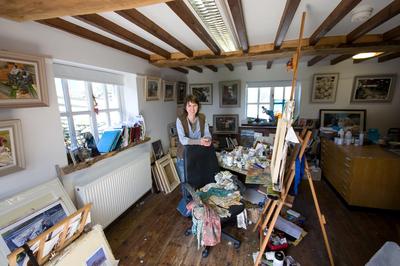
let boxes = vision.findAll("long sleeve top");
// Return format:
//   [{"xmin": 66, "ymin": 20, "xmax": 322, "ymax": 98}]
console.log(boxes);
[{"xmin": 176, "ymin": 116, "xmax": 211, "ymax": 145}]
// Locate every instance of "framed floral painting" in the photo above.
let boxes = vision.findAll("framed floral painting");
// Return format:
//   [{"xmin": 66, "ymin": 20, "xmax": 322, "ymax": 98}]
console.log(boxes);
[{"xmin": 0, "ymin": 119, "xmax": 25, "ymax": 177}]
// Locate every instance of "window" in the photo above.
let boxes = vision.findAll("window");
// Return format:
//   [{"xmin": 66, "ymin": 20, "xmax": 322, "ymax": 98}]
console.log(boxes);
[
  {"xmin": 55, "ymin": 78, "xmax": 123, "ymax": 149},
  {"xmin": 246, "ymin": 82, "xmax": 293, "ymax": 119}
]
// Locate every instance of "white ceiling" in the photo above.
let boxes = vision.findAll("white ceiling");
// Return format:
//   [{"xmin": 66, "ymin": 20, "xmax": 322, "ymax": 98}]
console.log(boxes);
[{"xmin": 60, "ymin": 0, "xmax": 399, "ymax": 55}]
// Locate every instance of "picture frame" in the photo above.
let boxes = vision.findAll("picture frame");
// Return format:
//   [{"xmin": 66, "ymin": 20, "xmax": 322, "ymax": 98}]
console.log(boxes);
[
  {"xmin": 311, "ymin": 73, "xmax": 339, "ymax": 103},
  {"xmin": 86, "ymin": 246, "xmax": 108, "ymax": 266},
  {"xmin": 213, "ymin": 114, "xmax": 239, "ymax": 134},
  {"xmin": 351, "ymin": 74, "xmax": 396, "ymax": 103},
  {"xmin": 176, "ymin": 81, "xmax": 187, "ymax": 105},
  {"xmin": 155, "ymin": 154, "xmax": 180, "ymax": 194},
  {"xmin": 163, "ymin": 81, "xmax": 175, "ymax": 102},
  {"xmin": 0, "ymin": 50, "xmax": 49, "ymax": 108},
  {"xmin": 0, "ymin": 119, "xmax": 25, "ymax": 177},
  {"xmin": 219, "ymin": 80, "xmax": 241, "ymax": 107},
  {"xmin": 319, "ymin": 109, "xmax": 366, "ymax": 133},
  {"xmin": 189, "ymin": 83, "xmax": 213, "ymax": 105},
  {"xmin": 151, "ymin": 140, "xmax": 164, "ymax": 160},
  {"xmin": 145, "ymin": 76, "xmax": 161, "ymax": 101}
]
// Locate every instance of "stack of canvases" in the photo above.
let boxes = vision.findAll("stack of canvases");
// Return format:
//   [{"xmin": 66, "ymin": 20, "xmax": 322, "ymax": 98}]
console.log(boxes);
[{"xmin": 151, "ymin": 154, "xmax": 180, "ymax": 194}]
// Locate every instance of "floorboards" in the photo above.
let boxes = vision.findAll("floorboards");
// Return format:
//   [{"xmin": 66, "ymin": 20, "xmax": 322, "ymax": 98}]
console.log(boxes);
[{"xmin": 105, "ymin": 179, "xmax": 400, "ymax": 265}]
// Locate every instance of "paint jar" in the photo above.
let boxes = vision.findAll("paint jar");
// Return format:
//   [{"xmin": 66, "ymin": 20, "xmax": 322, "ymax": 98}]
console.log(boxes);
[{"xmin": 273, "ymin": 251, "xmax": 285, "ymax": 266}]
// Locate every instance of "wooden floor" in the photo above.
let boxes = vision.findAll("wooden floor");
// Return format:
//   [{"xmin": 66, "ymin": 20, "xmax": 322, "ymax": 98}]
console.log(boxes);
[{"xmin": 105, "ymin": 179, "xmax": 400, "ymax": 266}]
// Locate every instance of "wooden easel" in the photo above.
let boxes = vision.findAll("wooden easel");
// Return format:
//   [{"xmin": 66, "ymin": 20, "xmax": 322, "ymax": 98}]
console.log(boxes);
[{"xmin": 253, "ymin": 11, "xmax": 334, "ymax": 266}]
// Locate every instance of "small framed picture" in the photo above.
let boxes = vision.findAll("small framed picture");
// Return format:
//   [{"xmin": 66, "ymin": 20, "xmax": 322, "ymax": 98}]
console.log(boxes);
[
  {"xmin": 351, "ymin": 75, "xmax": 396, "ymax": 103},
  {"xmin": 311, "ymin": 73, "xmax": 339, "ymax": 103},
  {"xmin": 219, "ymin": 80, "xmax": 241, "ymax": 107},
  {"xmin": 86, "ymin": 246, "xmax": 108, "ymax": 266},
  {"xmin": 176, "ymin": 81, "xmax": 187, "ymax": 105},
  {"xmin": 163, "ymin": 81, "xmax": 175, "ymax": 102},
  {"xmin": 145, "ymin": 76, "xmax": 161, "ymax": 101},
  {"xmin": 151, "ymin": 140, "xmax": 164, "ymax": 160},
  {"xmin": 189, "ymin": 83, "xmax": 213, "ymax": 105},
  {"xmin": 0, "ymin": 119, "xmax": 25, "ymax": 177},
  {"xmin": 213, "ymin": 114, "xmax": 239, "ymax": 134}
]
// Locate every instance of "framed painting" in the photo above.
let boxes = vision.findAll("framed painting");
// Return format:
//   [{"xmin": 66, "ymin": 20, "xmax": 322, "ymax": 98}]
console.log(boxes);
[
  {"xmin": 0, "ymin": 119, "xmax": 25, "ymax": 177},
  {"xmin": 219, "ymin": 80, "xmax": 241, "ymax": 107},
  {"xmin": 351, "ymin": 75, "xmax": 396, "ymax": 103},
  {"xmin": 311, "ymin": 73, "xmax": 339, "ymax": 103},
  {"xmin": 319, "ymin": 109, "xmax": 366, "ymax": 133},
  {"xmin": 213, "ymin": 114, "xmax": 239, "ymax": 134},
  {"xmin": 145, "ymin": 76, "xmax": 161, "ymax": 101},
  {"xmin": 189, "ymin": 83, "xmax": 213, "ymax": 105},
  {"xmin": 151, "ymin": 140, "xmax": 164, "ymax": 160},
  {"xmin": 0, "ymin": 50, "xmax": 49, "ymax": 108},
  {"xmin": 176, "ymin": 81, "xmax": 187, "ymax": 105},
  {"xmin": 163, "ymin": 81, "xmax": 175, "ymax": 102}
]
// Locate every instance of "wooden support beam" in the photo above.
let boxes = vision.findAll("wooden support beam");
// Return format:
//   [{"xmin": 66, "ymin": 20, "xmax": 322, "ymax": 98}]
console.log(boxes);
[
  {"xmin": 187, "ymin": 66, "xmax": 203, "ymax": 73},
  {"xmin": 330, "ymin": 54, "xmax": 353, "ymax": 65},
  {"xmin": 37, "ymin": 18, "xmax": 150, "ymax": 60},
  {"xmin": 246, "ymin": 62, "xmax": 252, "ymax": 70},
  {"xmin": 227, "ymin": 0, "xmax": 249, "ymax": 53},
  {"xmin": 266, "ymin": 61, "xmax": 273, "ymax": 69},
  {"xmin": 347, "ymin": 0, "xmax": 400, "ymax": 43},
  {"xmin": 274, "ymin": 0, "xmax": 301, "ymax": 49},
  {"xmin": 378, "ymin": 52, "xmax": 400, "ymax": 63},
  {"xmin": 116, "ymin": 9, "xmax": 193, "ymax": 57},
  {"xmin": 166, "ymin": 0, "xmax": 221, "ymax": 55},
  {"xmin": 309, "ymin": 0, "xmax": 361, "ymax": 46},
  {"xmin": 383, "ymin": 25, "xmax": 400, "ymax": 41},
  {"xmin": 75, "ymin": 14, "xmax": 171, "ymax": 58},
  {"xmin": 171, "ymin": 67, "xmax": 188, "ymax": 74},
  {"xmin": 205, "ymin": 65, "xmax": 218, "ymax": 72},
  {"xmin": 0, "ymin": 0, "xmax": 173, "ymax": 21},
  {"xmin": 307, "ymin": 55, "xmax": 328, "ymax": 66},
  {"xmin": 225, "ymin": 64, "xmax": 234, "ymax": 71}
]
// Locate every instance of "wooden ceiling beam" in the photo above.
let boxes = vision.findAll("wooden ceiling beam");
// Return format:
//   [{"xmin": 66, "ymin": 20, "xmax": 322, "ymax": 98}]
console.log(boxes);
[
  {"xmin": 227, "ymin": 0, "xmax": 249, "ymax": 53},
  {"xmin": 116, "ymin": 9, "xmax": 193, "ymax": 57},
  {"xmin": 225, "ymin": 64, "xmax": 234, "ymax": 71},
  {"xmin": 166, "ymin": 0, "xmax": 221, "ymax": 55},
  {"xmin": 246, "ymin": 62, "xmax": 252, "ymax": 70},
  {"xmin": 187, "ymin": 66, "xmax": 203, "ymax": 73},
  {"xmin": 378, "ymin": 52, "xmax": 400, "ymax": 63},
  {"xmin": 171, "ymin": 67, "xmax": 188, "ymax": 74},
  {"xmin": 307, "ymin": 55, "xmax": 328, "ymax": 66},
  {"xmin": 330, "ymin": 54, "xmax": 353, "ymax": 65},
  {"xmin": 347, "ymin": 0, "xmax": 400, "ymax": 43},
  {"xmin": 37, "ymin": 18, "xmax": 149, "ymax": 60},
  {"xmin": 75, "ymin": 14, "xmax": 171, "ymax": 58},
  {"xmin": 309, "ymin": 0, "xmax": 362, "ymax": 46},
  {"xmin": 266, "ymin": 61, "xmax": 273, "ymax": 69},
  {"xmin": 383, "ymin": 25, "xmax": 400, "ymax": 41},
  {"xmin": 274, "ymin": 0, "xmax": 301, "ymax": 49},
  {"xmin": 0, "ymin": 0, "xmax": 173, "ymax": 21},
  {"xmin": 205, "ymin": 65, "xmax": 218, "ymax": 72}
]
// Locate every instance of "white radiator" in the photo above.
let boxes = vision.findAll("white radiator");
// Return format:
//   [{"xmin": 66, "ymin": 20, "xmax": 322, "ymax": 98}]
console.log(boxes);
[{"xmin": 75, "ymin": 153, "xmax": 151, "ymax": 228}]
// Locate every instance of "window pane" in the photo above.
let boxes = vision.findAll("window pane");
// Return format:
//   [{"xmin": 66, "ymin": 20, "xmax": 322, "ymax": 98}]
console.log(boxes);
[
  {"xmin": 55, "ymin": 78, "xmax": 66, "ymax": 113},
  {"xmin": 68, "ymin": 80, "xmax": 89, "ymax": 112},
  {"xmin": 274, "ymin": 87, "xmax": 284, "ymax": 101},
  {"xmin": 73, "ymin": 114, "xmax": 91, "ymax": 146},
  {"xmin": 259, "ymin": 105, "xmax": 271, "ymax": 119},
  {"xmin": 97, "ymin": 112, "xmax": 109, "ymax": 136},
  {"xmin": 284, "ymin": 86, "xmax": 292, "ymax": 100},
  {"xmin": 92, "ymin": 82, "xmax": 107, "ymax": 110},
  {"xmin": 107, "ymin": 84, "xmax": 120, "ymax": 109},
  {"xmin": 247, "ymin": 104, "xmax": 258, "ymax": 118},
  {"xmin": 247, "ymin": 87, "xmax": 258, "ymax": 103},
  {"xmin": 259, "ymin": 87, "xmax": 271, "ymax": 103},
  {"xmin": 273, "ymin": 104, "xmax": 283, "ymax": 115},
  {"xmin": 110, "ymin": 111, "xmax": 121, "ymax": 127},
  {"xmin": 60, "ymin": 116, "xmax": 71, "ymax": 148}
]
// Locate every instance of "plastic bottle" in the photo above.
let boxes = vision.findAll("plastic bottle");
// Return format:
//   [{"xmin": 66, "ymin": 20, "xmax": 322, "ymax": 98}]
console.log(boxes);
[
  {"xmin": 359, "ymin": 132, "xmax": 364, "ymax": 146},
  {"xmin": 345, "ymin": 131, "xmax": 352, "ymax": 145}
]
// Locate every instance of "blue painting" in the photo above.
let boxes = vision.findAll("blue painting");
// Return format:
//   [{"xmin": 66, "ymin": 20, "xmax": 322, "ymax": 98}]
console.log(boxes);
[{"xmin": 86, "ymin": 247, "xmax": 107, "ymax": 266}]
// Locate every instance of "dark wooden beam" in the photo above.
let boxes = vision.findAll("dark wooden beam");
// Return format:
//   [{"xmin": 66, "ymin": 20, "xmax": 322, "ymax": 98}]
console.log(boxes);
[
  {"xmin": 167, "ymin": 0, "xmax": 221, "ymax": 55},
  {"xmin": 266, "ymin": 61, "xmax": 273, "ymax": 69},
  {"xmin": 75, "ymin": 14, "xmax": 170, "ymax": 58},
  {"xmin": 378, "ymin": 52, "xmax": 400, "ymax": 63},
  {"xmin": 225, "ymin": 64, "xmax": 234, "ymax": 71},
  {"xmin": 205, "ymin": 65, "xmax": 218, "ymax": 72},
  {"xmin": 116, "ymin": 9, "xmax": 193, "ymax": 57},
  {"xmin": 246, "ymin": 62, "xmax": 252, "ymax": 70},
  {"xmin": 37, "ymin": 18, "xmax": 149, "ymax": 60},
  {"xmin": 383, "ymin": 25, "xmax": 400, "ymax": 41},
  {"xmin": 307, "ymin": 55, "xmax": 328, "ymax": 66},
  {"xmin": 309, "ymin": 0, "xmax": 362, "ymax": 46},
  {"xmin": 187, "ymin": 66, "xmax": 203, "ymax": 73},
  {"xmin": 171, "ymin": 67, "xmax": 188, "ymax": 74},
  {"xmin": 274, "ymin": 0, "xmax": 301, "ymax": 49},
  {"xmin": 227, "ymin": 0, "xmax": 249, "ymax": 53},
  {"xmin": 330, "ymin": 54, "xmax": 353, "ymax": 65},
  {"xmin": 347, "ymin": 0, "xmax": 400, "ymax": 43}
]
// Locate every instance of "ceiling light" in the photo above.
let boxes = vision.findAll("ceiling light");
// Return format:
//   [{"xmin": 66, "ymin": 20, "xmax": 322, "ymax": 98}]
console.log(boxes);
[
  {"xmin": 351, "ymin": 5, "xmax": 373, "ymax": 23},
  {"xmin": 185, "ymin": 0, "xmax": 239, "ymax": 52},
  {"xmin": 352, "ymin": 52, "xmax": 383, "ymax": 59}
]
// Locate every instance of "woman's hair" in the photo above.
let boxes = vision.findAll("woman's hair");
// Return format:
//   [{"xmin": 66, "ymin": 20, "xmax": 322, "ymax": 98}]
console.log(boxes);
[{"xmin": 183, "ymin": 94, "xmax": 201, "ymax": 115}]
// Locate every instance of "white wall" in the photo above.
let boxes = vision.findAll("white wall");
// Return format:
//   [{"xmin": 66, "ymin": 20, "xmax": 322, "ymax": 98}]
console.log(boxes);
[
  {"xmin": 188, "ymin": 59, "xmax": 400, "ymax": 134},
  {"xmin": 0, "ymin": 18, "xmax": 185, "ymax": 199}
]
